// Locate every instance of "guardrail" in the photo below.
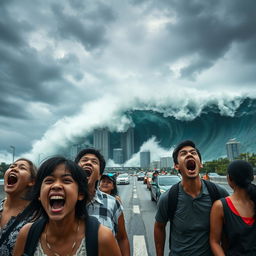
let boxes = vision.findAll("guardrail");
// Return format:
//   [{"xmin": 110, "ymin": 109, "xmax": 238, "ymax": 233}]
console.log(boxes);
[{"xmin": 210, "ymin": 176, "xmax": 256, "ymax": 185}]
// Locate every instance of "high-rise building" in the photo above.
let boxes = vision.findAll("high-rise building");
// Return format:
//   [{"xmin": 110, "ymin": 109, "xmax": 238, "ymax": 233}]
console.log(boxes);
[
  {"xmin": 93, "ymin": 128, "xmax": 110, "ymax": 161},
  {"xmin": 226, "ymin": 138, "xmax": 240, "ymax": 161},
  {"xmin": 69, "ymin": 142, "xmax": 91, "ymax": 160},
  {"xmin": 121, "ymin": 127, "xmax": 134, "ymax": 162},
  {"xmin": 113, "ymin": 148, "xmax": 123, "ymax": 164},
  {"xmin": 140, "ymin": 151, "xmax": 150, "ymax": 168},
  {"xmin": 160, "ymin": 156, "xmax": 172, "ymax": 169}
]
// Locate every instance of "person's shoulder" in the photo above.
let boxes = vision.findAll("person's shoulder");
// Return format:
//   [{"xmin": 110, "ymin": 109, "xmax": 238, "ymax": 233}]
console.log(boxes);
[
  {"xmin": 212, "ymin": 198, "xmax": 225, "ymax": 212},
  {"xmin": 98, "ymin": 224, "xmax": 117, "ymax": 248},
  {"xmin": 12, "ymin": 222, "xmax": 33, "ymax": 256},
  {"xmin": 19, "ymin": 222, "xmax": 34, "ymax": 235},
  {"xmin": 157, "ymin": 188, "xmax": 170, "ymax": 206}
]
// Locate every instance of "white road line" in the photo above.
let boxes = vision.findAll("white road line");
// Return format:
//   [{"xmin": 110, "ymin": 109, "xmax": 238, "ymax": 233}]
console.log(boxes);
[
  {"xmin": 133, "ymin": 235, "xmax": 148, "ymax": 256},
  {"xmin": 133, "ymin": 189, "xmax": 136, "ymax": 193},
  {"xmin": 133, "ymin": 205, "xmax": 140, "ymax": 214},
  {"xmin": 133, "ymin": 194, "xmax": 137, "ymax": 199}
]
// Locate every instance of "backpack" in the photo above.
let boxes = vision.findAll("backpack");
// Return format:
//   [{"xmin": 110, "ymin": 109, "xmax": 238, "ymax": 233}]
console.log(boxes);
[
  {"xmin": 23, "ymin": 216, "xmax": 100, "ymax": 256},
  {"xmin": 167, "ymin": 179, "xmax": 221, "ymax": 246}
]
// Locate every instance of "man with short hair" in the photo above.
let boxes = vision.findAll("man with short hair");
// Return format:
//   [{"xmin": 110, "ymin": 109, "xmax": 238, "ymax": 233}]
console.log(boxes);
[
  {"xmin": 75, "ymin": 148, "xmax": 130, "ymax": 256},
  {"xmin": 154, "ymin": 140, "xmax": 228, "ymax": 256}
]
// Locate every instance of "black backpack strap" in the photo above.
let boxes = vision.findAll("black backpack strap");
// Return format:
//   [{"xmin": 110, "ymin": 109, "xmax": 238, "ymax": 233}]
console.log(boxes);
[
  {"xmin": 167, "ymin": 182, "xmax": 180, "ymax": 222},
  {"xmin": 167, "ymin": 182, "xmax": 180, "ymax": 248},
  {"xmin": 85, "ymin": 216, "xmax": 100, "ymax": 256},
  {"xmin": 23, "ymin": 218, "xmax": 47, "ymax": 256},
  {"xmin": 203, "ymin": 179, "xmax": 221, "ymax": 203}
]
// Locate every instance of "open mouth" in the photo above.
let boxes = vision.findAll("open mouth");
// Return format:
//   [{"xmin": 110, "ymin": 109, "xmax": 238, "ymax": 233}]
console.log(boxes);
[
  {"xmin": 186, "ymin": 159, "xmax": 196, "ymax": 171},
  {"xmin": 7, "ymin": 173, "xmax": 18, "ymax": 185},
  {"xmin": 49, "ymin": 195, "xmax": 65, "ymax": 212},
  {"xmin": 84, "ymin": 167, "xmax": 92, "ymax": 177}
]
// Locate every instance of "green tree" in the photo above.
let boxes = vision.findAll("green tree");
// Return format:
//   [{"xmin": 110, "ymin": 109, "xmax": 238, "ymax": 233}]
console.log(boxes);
[{"xmin": 0, "ymin": 162, "xmax": 9, "ymax": 179}]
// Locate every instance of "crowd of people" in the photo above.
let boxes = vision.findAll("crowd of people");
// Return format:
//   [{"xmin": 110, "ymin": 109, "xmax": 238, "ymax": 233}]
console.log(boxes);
[{"xmin": 0, "ymin": 140, "xmax": 255, "ymax": 255}]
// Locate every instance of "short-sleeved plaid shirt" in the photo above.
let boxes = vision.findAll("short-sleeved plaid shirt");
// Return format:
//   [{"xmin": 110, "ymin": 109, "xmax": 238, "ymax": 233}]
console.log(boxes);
[{"xmin": 87, "ymin": 189, "xmax": 123, "ymax": 235}]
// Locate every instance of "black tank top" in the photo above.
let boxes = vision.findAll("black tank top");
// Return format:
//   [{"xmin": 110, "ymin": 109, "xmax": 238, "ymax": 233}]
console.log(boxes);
[{"xmin": 221, "ymin": 198, "xmax": 256, "ymax": 256}]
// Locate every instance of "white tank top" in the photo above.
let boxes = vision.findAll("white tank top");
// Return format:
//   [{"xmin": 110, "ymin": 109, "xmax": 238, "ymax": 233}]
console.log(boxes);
[{"xmin": 34, "ymin": 238, "xmax": 87, "ymax": 256}]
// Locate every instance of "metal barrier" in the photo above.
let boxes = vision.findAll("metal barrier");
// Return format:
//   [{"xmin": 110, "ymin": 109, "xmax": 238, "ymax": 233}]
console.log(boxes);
[{"xmin": 210, "ymin": 176, "xmax": 256, "ymax": 185}]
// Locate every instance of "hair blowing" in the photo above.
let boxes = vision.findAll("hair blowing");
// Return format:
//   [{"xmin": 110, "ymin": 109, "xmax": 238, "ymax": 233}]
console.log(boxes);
[{"xmin": 228, "ymin": 160, "xmax": 256, "ymax": 215}]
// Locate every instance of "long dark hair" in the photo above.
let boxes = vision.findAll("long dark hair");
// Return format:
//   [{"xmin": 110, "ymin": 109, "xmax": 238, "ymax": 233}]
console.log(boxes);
[
  {"xmin": 28, "ymin": 156, "xmax": 89, "ymax": 221},
  {"xmin": 228, "ymin": 160, "xmax": 256, "ymax": 215}
]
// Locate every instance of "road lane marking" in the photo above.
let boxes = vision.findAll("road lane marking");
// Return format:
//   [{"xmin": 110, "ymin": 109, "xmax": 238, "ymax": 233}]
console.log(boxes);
[
  {"xmin": 133, "ymin": 194, "xmax": 137, "ymax": 199},
  {"xmin": 133, "ymin": 235, "xmax": 148, "ymax": 256},
  {"xmin": 133, "ymin": 205, "xmax": 140, "ymax": 214}
]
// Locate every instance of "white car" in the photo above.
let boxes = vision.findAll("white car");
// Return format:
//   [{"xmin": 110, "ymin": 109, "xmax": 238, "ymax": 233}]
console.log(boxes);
[{"xmin": 116, "ymin": 173, "xmax": 130, "ymax": 185}]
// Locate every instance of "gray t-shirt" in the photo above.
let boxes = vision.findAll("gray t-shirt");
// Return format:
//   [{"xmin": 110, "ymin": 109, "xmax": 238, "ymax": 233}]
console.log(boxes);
[{"xmin": 155, "ymin": 181, "xmax": 228, "ymax": 256}]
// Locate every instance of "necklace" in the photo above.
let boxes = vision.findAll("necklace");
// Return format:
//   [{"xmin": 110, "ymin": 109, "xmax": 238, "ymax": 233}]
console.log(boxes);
[{"xmin": 45, "ymin": 220, "xmax": 80, "ymax": 256}]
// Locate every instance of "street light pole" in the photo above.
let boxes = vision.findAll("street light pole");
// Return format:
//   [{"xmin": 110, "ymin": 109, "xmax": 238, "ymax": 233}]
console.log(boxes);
[{"xmin": 10, "ymin": 145, "xmax": 15, "ymax": 162}]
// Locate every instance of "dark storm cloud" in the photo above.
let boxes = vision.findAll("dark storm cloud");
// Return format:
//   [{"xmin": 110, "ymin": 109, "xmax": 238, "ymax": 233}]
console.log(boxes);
[
  {"xmin": 0, "ymin": 2, "xmax": 30, "ymax": 48},
  {"xmin": 154, "ymin": 0, "xmax": 256, "ymax": 78},
  {"xmin": 0, "ymin": 43, "xmax": 64, "ymax": 104},
  {"xmin": 51, "ymin": 2, "xmax": 115, "ymax": 51}
]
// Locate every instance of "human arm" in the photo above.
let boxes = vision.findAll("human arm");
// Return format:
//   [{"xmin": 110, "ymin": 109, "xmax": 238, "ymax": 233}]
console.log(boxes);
[
  {"xmin": 116, "ymin": 213, "xmax": 130, "ymax": 256},
  {"xmin": 210, "ymin": 200, "xmax": 225, "ymax": 256},
  {"xmin": 13, "ymin": 222, "xmax": 33, "ymax": 256},
  {"xmin": 99, "ymin": 225, "xmax": 121, "ymax": 256},
  {"xmin": 154, "ymin": 221, "xmax": 167, "ymax": 256}
]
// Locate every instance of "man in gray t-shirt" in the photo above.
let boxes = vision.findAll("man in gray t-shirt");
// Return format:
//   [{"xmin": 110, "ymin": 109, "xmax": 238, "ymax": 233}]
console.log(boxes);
[{"xmin": 154, "ymin": 140, "xmax": 228, "ymax": 256}]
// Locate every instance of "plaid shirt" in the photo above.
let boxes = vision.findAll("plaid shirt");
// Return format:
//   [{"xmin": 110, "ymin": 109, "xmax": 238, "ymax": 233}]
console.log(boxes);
[{"xmin": 87, "ymin": 189, "xmax": 123, "ymax": 235}]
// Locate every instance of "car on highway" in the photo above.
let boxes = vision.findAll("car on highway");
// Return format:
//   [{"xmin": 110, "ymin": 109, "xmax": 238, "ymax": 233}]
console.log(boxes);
[
  {"xmin": 151, "ymin": 175, "xmax": 181, "ymax": 202},
  {"xmin": 208, "ymin": 172, "xmax": 220, "ymax": 179},
  {"xmin": 116, "ymin": 173, "xmax": 130, "ymax": 185},
  {"xmin": 137, "ymin": 172, "xmax": 145, "ymax": 181}
]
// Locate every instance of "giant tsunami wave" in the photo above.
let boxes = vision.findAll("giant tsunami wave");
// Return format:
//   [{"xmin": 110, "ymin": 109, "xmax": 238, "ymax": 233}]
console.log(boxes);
[{"xmin": 127, "ymin": 98, "xmax": 256, "ymax": 161}]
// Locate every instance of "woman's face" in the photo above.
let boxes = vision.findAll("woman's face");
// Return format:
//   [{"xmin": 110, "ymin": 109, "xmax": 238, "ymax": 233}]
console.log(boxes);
[
  {"xmin": 99, "ymin": 177, "xmax": 114, "ymax": 195},
  {"xmin": 39, "ymin": 164, "xmax": 83, "ymax": 221},
  {"xmin": 4, "ymin": 160, "xmax": 34, "ymax": 196}
]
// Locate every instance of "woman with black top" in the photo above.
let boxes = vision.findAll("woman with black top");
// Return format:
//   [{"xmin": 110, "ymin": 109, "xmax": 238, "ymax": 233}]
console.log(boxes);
[{"xmin": 210, "ymin": 160, "xmax": 256, "ymax": 255}]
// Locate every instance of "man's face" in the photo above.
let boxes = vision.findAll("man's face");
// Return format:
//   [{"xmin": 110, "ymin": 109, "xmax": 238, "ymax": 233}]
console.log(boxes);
[
  {"xmin": 174, "ymin": 146, "xmax": 203, "ymax": 179},
  {"xmin": 78, "ymin": 153, "xmax": 101, "ymax": 185}
]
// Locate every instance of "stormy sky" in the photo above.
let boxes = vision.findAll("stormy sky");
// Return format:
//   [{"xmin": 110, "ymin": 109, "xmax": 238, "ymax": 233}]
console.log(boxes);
[{"xmin": 1, "ymin": 0, "xmax": 256, "ymax": 163}]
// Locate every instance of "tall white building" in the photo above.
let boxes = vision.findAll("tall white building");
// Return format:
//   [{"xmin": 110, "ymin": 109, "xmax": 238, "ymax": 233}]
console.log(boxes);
[
  {"xmin": 121, "ymin": 127, "xmax": 134, "ymax": 162},
  {"xmin": 93, "ymin": 128, "xmax": 110, "ymax": 161},
  {"xmin": 140, "ymin": 151, "xmax": 150, "ymax": 168},
  {"xmin": 226, "ymin": 138, "xmax": 240, "ymax": 161}
]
